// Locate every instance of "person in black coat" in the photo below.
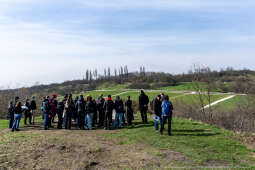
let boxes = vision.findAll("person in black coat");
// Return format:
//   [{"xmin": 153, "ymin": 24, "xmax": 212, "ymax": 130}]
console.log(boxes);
[
  {"xmin": 97, "ymin": 94, "xmax": 105, "ymax": 127},
  {"xmin": 12, "ymin": 102, "xmax": 23, "ymax": 132},
  {"xmin": 153, "ymin": 95, "xmax": 162, "ymax": 131},
  {"xmin": 125, "ymin": 96, "xmax": 134, "ymax": 126},
  {"xmin": 57, "ymin": 100, "xmax": 65, "ymax": 129},
  {"xmin": 8, "ymin": 101, "xmax": 15, "ymax": 129},
  {"xmin": 103, "ymin": 95, "xmax": 115, "ymax": 130},
  {"xmin": 24, "ymin": 99, "xmax": 31, "ymax": 125},
  {"xmin": 75, "ymin": 95, "xmax": 86, "ymax": 129},
  {"xmin": 30, "ymin": 96, "xmax": 37, "ymax": 124},
  {"xmin": 139, "ymin": 90, "xmax": 149, "ymax": 124},
  {"xmin": 113, "ymin": 96, "xmax": 124, "ymax": 128}
]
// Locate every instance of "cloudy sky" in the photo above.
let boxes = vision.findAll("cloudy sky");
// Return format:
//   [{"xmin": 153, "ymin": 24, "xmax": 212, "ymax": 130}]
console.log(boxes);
[{"xmin": 0, "ymin": 0, "xmax": 254, "ymax": 88}]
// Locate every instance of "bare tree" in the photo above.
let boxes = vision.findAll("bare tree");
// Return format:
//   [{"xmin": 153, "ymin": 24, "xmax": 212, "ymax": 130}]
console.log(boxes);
[{"xmin": 108, "ymin": 67, "xmax": 111, "ymax": 80}]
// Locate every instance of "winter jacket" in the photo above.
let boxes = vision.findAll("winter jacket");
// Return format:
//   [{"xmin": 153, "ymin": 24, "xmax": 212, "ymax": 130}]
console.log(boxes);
[
  {"xmin": 42, "ymin": 99, "xmax": 50, "ymax": 113},
  {"xmin": 97, "ymin": 98, "xmax": 105, "ymax": 111},
  {"xmin": 30, "ymin": 100, "xmax": 37, "ymax": 110},
  {"xmin": 161, "ymin": 101, "xmax": 173, "ymax": 116},
  {"xmin": 139, "ymin": 94, "xmax": 149, "ymax": 108},
  {"xmin": 14, "ymin": 105, "xmax": 23, "ymax": 114},
  {"xmin": 154, "ymin": 98, "xmax": 162, "ymax": 117},
  {"xmin": 103, "ymin": 98, "xmax": 114, "ymax": 113},
  {"xmin": 85, "ymin": 100, "xmax": 95, "ymax": 114},
  {"xmin": 76, "ymin": 98, "xmax": 86, "ymax": 113},
  {"xmin": 8, "ymin": 105, "xmax": 15, "ymax": 118},
  {"xmin": 115, "ymin": 100, "xmax": 124, "ymax": 113}
]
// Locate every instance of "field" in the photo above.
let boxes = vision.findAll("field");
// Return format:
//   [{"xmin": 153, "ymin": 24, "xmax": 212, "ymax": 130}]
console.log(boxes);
[{"xmin": 1, "ymin": 87, "xmax": 255, "ymax": 169}]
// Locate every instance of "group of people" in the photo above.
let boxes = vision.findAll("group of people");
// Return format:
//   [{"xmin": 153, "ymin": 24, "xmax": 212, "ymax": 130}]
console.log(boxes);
[
  {"xmin": 7, "ymin": 90, "xmax": 174, "ymax": 135},
  {"xmin": 7, "ymin": 96, "xmax": 37, "ymax": 131}
]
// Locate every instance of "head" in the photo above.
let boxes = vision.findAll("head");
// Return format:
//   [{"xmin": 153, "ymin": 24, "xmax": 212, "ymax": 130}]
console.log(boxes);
[
  {"xmin": 164, "ymin": 95, "xmax": 169, "ymax": 101},
  {"xmin": 9, "ymin": 101, "xmax": 13, "ymax": 106},
  {"xmin": 100, "ymin": 94, "xmax": 103, "ymax": 98},
  {"xmin": 79, "ymin": 95, "xmax": 84, "ymax": 100},
  {"xmin": 87, "ymin": 94, "xmax": 92, "ymax": 101},
  {"xmin": 16, "ymin": 101, "xmax": 22, "ymax": 108},
  {"xmin": 15, "ymin": 96, "xmax": 19, "ymax": 102},
  {"xmin": 157, "ymin": 95, "xmax": 161, "ymax": 100},
  {"xmin": 116, "ymin": 96, "xmax": 120, "ymax": 101},
  {"xmin": 64, "ymin": 94, "xmax": 68, "ymax": 99},
  {"xmin": 52, "ymin": 94, "xmax": 57, "ymax": 99},
  {"xmin": 26, "ymin": 98, "xmax": 29, "ymax": 102},
  {"xmin": 46, "ymin": 96, "xmax": 50, "ymax": 99},
  {"xmin": 32, "ymin": 96, "xmax": 35, "ymax": 100},
  {"xmin": 141, "ymin": 90, "xmax": 145, "ymax": 95},
  {"xmin": 127, "ymin": 96, "xmax": 131, "ymax": 100}
]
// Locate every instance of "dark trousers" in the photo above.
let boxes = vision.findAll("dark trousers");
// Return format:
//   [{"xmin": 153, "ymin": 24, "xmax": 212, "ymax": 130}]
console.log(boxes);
[
  {"xmin": 24, "ymin": 111, "xmax": 32, "ymax": 125},
  {"xmin": 93, "ymin": 111, "xmax": 98, "ymax": 127},
  {"xmin": 78, "ymin": 111, "xmax": 85, "ymax": 129},
  {"xmin": 160, "ymin": 114, "xmax": 172, "ymax": 135},
  {"xmin": 98, "ymin": 110, "xmax": 105, "ymax": 127},
  {"xmin": 127, "ymin": 112, "xmax": 133, "ymax": 126},
  {"xmin": 57, "ymin": 110, "xmax": 63, "ymax": 129},
  {"xmin": 65, "ymin": 113, "xmax": 72, "ymax": 129},
  {"xmin": 104, "ymin": 112, "xmax": 112, "ymax": 129},
  {"xmin": 140, "ymin": 107, "xmax": 148, "ymax": 123},
  {"xmin": 9, "ymin": 116, "xmax": 14, "ymax": 129}
]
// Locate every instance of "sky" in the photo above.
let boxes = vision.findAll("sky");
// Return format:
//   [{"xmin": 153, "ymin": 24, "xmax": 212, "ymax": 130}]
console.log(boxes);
[{"xmin": 0, "ymin": 0, "xmax": 254, "ymax": 89}]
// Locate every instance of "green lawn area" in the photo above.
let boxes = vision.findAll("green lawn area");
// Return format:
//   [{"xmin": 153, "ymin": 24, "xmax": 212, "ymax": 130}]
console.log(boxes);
[
  {"xmin": 174, "ymin": 94, "xmax": 229, "ymax": 106},
  {"xmin": 214, "ymin": 95, "xmax": 255, "ymax": 112},
  {"xmin": 96, "ymin": 83, "xmax": 130, "ymax": 90},
  {"xmin": 0, "ymin": 116, "xmax": 43, "ymax": 130},
  {"xmin": 102, "ymin": 115, "xmax": 255, "ymax": 168},
  {"xmin": 157, "ymin": 82, "xmax": 208, "ymax": 91}
]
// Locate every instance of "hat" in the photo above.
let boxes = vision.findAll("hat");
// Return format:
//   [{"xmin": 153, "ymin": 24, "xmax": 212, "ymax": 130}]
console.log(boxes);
[
  {"xmin": 52, "ymin": 94, "xmax": 57, "ymax": 98},
  {"xmin": 87, "ymin": 94, "xmax": 92, "ymax": 97}
]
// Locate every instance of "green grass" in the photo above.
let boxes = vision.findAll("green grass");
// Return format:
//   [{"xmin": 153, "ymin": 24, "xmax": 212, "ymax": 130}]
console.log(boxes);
[
  {"xmin": 0, "ymin": 116, "xmax": 43, "ymax": 130},
  {"xmin": 174, "ymin": 94, "xmax": 228, "ymax": 106},
  {"xmin": 96, "ymin": 83, "xmax": 130, "ymax": 90},
  {"xmin": 102, "ymin": 115, "xmax": 255, "ymax": 168},
  {"xmin": 215, "ymin": 95, "xmax": 255, "ymax": 111},
  {"xmin": 157, "ymin": 82, "xmax": 208, "ymax": 91}
]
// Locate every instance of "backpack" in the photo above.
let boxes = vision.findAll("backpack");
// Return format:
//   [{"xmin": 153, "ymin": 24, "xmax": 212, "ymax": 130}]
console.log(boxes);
[
  {"xmin": 162, "ymin": 101, "xmax": 171, "ymax": 116},
  {"xmin": 42, "ymin": 100, "xmax": 49, "ymax": 112}
]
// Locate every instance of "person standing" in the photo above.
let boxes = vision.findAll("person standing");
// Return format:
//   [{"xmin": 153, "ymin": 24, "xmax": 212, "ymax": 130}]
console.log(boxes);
[
  {"xmin": 113, "ymin": 96, "xmax": 124, "ymax": 129},
  {"xmin": 12, "ymin": 102, "xmax": 23, "ymax": 132},
  {"xmin": 103, "ymin": 95, "xmax": 114, "ymax": 130},
  {"xmin": 64, "ymin": 96, "xmax": 73, "ymax": 130},
  {"xmin": 57, "ymin": 100, "xmax": 65, "ymax": 129},
  {"xmin": 76, "ymin": 95, "xmax": 86, "ymax": 129},
  {"xmin": 30, "ymin": 96, "xmax": 37, "ymax": 124},
  {"xmin": 153, "ymin": 95, "xmax": 162, "ymax": 131},
  {"xmin": 160, "ymin": 95, "xmax": 174, "ymax": 136},
  {"xmin": 42, "ymin": 97, "xmax": 50, "ymax": 130},
  {"xmin": 139, "ymin": 90, "xmax": 149, "ymax": 124},
  {"xmin": 8, "ymin": 101, "xmax": 15, "ymax": 129},
  {"xmin": 97, "ymin": 94, "xmax": 105, "ymax": 127},
  {"xmin": 125, "ymin": 96, "xmax": 134, "ymax": 126},
  {"xmin": 24, "ymin": 99, "xmax": 31, "ymax": 125},
  {"xmin": 85, "ymin": 95, "xmax": 94, "ymax": 130}
]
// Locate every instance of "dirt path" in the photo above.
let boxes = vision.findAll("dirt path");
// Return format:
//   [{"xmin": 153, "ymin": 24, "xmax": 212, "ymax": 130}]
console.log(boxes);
[
  {"xmin": 203, "ymin": 95, "xmax": 236, "ymax": 109},
  {"xmin": 0, "ymin": 124, "xmax": 193, "ymax": 169}
]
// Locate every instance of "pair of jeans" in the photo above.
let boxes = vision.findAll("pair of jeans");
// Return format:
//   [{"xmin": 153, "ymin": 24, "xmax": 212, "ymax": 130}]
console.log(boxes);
[
  {"xmin": 12, "ymin": 113, "xmax": 22, "ymax": 130},
  {"xmin": 160, "ymin": 114, "xmax": 173, "ymax": 135},
  {"xmin": 154, "ymin": 116, "xmax": 162, "ymax": 131},
  {"xmin": 86, "ymin": 112, "xmax": 94, "ymax": 130},
  {"xmin": 114, "ymin": 113, "xmax": 123, "ymax": 128},
  {"xmin": 43, "ymin": 113, "xmax": 48, "ymax": 130}
]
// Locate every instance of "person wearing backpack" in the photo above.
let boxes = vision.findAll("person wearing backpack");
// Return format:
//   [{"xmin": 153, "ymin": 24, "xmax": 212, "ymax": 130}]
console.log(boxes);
[
  {"xmin": 76, "ymin": 95, "xmax": 86, "ymax": 129},
  {"xmin": 12, "ymin": 102, "xmax": 24, "ymax": 132},
  {"xmin": 113, "ymin": 96, "xmax": 124, "ymax": 129},
  {"xmin": 125, "ymin": 96, "xmax": 134, "ymax": 126},
  {"xmin": 8, "ymin": 101, "xmax": 15, "ymax": 129},
  {"xmin": 57, "ymin": 100, "xmax": 65, "ymax": 129},
  {"xmin": 103, "ymin": 95, "xmax": 114, "ymax": 130},
  {"xmin": 85, "ymin": 95, "xmax": 95, "ymax": 130},
  {"xmin": 30, "ymin": 96, "xmax": 37, "ymax": 125},
  {"xmin": 24, "ymin": 99, "xmax": 32, "ymax": 125},
  {"xmin": 160, "ymin": 95, "xmax": 174, "ymax": 136},
  {"xmin": 153, "ymin": 95, "xmax": 162, "ymax": 131},
  {"xmin": 97, "ymin": 94, "xmax": 105, "ymax": 128},
  {"xmin": 139, "ymin": 90, "xmax": 149, "ymax": 124},
  {"xmin": 42, "ymin": 97, "xmax": 50, "ymax": 130}
]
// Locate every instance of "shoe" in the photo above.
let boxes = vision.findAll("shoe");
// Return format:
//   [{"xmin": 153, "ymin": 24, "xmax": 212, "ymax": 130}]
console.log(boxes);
[
  {"xmin": 16, "ymin": 129, "xmax": 20, "ymax": 131},
  {"xmin": 168, "ymin": 133, "xmax": 172, "ymax": 136},
  {"xmin": 11, "ymin": 129, "xmax": 14, "ymax": 132}
]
